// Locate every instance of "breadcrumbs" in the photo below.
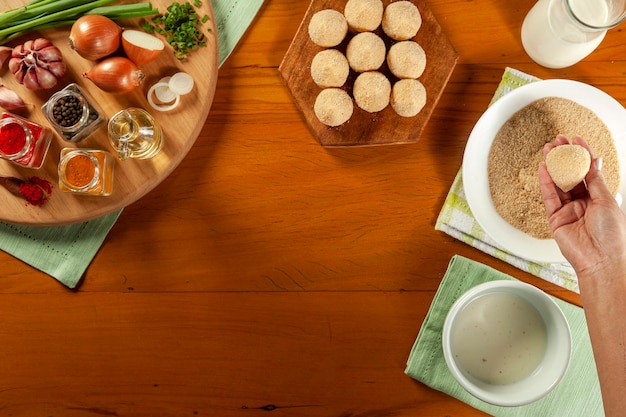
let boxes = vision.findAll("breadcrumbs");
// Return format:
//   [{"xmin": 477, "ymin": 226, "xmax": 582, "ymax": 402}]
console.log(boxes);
[{"xmin": 488, "ymin": 97, "xmax": 620, "ymax": 239}]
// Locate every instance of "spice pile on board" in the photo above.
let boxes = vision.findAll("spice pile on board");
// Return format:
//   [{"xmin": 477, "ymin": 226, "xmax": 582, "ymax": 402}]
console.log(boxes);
[{"xmin": 0, "ymin": 175, "xmax": 52, "ymax": 206}]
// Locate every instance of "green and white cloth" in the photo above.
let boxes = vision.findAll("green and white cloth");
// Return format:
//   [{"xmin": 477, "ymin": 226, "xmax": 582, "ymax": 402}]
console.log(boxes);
[
  {"xmin": 406, "ymin": 255, "xmax": 603, "ymax": 416},
  {"xmin": 0, "ymin": 0, "xmax": 265, "ymax": 289},
  {"xmin": 435, "ymin": 67, "xmax": 579, "ymax": 293}
]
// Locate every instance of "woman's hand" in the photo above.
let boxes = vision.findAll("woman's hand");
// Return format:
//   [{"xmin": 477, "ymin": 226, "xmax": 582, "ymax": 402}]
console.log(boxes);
[{"xmin": 538, "ymin": 135, "xmax": 626, "ymax": 275}]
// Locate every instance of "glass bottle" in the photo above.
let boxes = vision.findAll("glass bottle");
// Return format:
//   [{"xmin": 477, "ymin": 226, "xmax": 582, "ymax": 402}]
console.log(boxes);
[
  {"xmin": 521, "ymin": 0, "xmax": 626, "ymax": 69},
  {"xmin": 42, "ymin": 83, "xmax": 105, "ymax": 143},
  {"xmin": 58, "ymin": 148, "xmax": 114, "ymax": 196},
  {"xmin": 0, "ymin": 112, "xmax": 52, "ymax": 168},
  {"xmin": 108, "ymin": 107, "xmax": 163, "ymax": 160}
]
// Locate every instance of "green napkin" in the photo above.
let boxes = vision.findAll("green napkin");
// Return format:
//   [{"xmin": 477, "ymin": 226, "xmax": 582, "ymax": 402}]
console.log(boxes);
[
  {"xmin": 212, "ymin": 0, "xmax": 264, "ymax": 67},
  {"xmin": 405, "ymin": 255, "xmax": 603, "ymax": 416},
  {"xmin": 435, "ymin": 67, "xmax": 579, "ymax": 293},
  {"xmin": 0, "ymin": 0, "xmax": 265, "ymax": 289}
]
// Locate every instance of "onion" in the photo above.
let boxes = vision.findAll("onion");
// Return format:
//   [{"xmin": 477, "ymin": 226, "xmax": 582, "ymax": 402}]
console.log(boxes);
[
  {"xmin": 9, "ymin": 38, "xmax": 66, "ymax": 90},
  {"xmin": 147, "ymin": 72, "xmax": 195, "ymax": 112},
  {"xmin": 121, "ymin": 30, "xmax": 165, "ymax": 66},
  {"xmin": 83, "ymin": 56, "xmax": 145, "ymax": 95},
  {"xmin": 69, "ymin": 15, "xmax": 122, "ymax": 61}
]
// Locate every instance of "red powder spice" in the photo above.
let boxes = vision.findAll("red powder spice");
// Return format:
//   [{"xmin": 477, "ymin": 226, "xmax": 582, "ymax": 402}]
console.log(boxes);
[
  {"xmin": 19, "ymin": 182, "xmax": 45, "ymax": 206},
  {"xmin": 0, "ymin": 122, "xmax": 26, "ymax": 155},
  {"xmin": 30, "ymin": 176, "xmax": 53, "ymax": 194}
]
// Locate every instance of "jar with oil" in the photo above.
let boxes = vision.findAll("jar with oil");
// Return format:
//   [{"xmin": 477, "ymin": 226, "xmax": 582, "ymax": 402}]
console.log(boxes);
[{"xmin": 108, "ymin": 107, "xmax": 163, "ymax": 160}]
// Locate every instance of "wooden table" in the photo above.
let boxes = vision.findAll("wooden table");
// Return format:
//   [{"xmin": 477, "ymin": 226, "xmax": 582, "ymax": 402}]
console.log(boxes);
[{"xmin": 1, "ymin": 1, "xmax": 624, "ymax": 415}]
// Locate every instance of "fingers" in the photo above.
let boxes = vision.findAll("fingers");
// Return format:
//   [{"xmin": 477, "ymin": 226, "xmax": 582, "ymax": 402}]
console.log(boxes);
[
  {"xmin": 543, "ymin": 135, "xmax": 595, "ymax": 199},
  {"xmin": 543, "ymin": 135, "xmax": 574, "ymax": 158},
  {"xmin": 538, "ymin": 161, "xmax": 563, "ymax": 218},
  {"xmin": 540, "ymin": 135, "xmax": 613, "ymax": 210},
  {"xmin": 555, "ymin": 134, "xmax": 570, "ymax": 146},
  {"xmin": 585, "ymin": 157, "xmax": 614, "ymax": 201},
  {"xmin": 570, "ymin": 136, "xmax": 595, "ymax": 159}
]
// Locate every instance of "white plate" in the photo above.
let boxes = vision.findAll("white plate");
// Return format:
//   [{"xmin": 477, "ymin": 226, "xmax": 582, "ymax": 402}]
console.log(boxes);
[{"xmin": 462, "ymin": 79, "xmax": 626, "ymax": 264}]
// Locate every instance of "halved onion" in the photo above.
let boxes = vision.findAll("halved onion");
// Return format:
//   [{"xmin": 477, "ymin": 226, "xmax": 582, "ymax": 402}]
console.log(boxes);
[{"xmin": 122, "ymin": 30, "xmax": 165, "ymax": 66}]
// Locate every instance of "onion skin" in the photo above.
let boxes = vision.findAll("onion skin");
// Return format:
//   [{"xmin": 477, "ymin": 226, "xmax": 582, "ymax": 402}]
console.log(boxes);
[
  {"xmin": 69, "ymin": 15, "xmax": 122, "ymax": 61},
  {"xmin": 9, "ymin": 38, "xmax": 66, "ymax": 90},
  {"xmin": 83, "ymin": 56, "xmax": 145, "ymax": 95}
]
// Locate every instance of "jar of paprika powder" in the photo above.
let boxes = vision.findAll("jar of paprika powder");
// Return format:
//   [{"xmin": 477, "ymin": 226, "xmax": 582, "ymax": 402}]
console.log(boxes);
[
  {"xmin": 58, "ymin": 148, "xmax": 114, "ymax": 196},
  {"xmin": 0, "ymin": 112, "xmax": 52, "ymax": 169}
]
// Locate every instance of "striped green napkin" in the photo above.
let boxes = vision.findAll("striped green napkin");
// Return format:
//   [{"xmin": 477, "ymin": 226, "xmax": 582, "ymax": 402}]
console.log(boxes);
[
  {"xmin": 435, "ymin": 67, "xmax": 579, "ymax": 293},
  {"xmin": 405, "ymin": 255, "xmax": 603, "ymax": 416},
  {"xmin": 0, "ymin": 0, "xmax": 265, "ymax": 289}
]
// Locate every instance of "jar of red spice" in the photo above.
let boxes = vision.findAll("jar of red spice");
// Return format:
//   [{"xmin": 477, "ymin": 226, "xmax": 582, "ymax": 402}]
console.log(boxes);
[
  {"xmin": 0, "ymin": 112, "xmax": 52, "ymax": 169},
  {"xmin": 58, "ymin": 148, "xmax": 114, "ymax": 196},
  {"xmin": 42, "ymin": 83, "xmax": 105, "ymax": 143}
]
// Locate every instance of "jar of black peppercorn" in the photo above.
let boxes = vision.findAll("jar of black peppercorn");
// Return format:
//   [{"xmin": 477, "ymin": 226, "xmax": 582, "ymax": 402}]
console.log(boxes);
[{"xmin": 42, "ymin": 83, "xmax": 105, "ymax": 143}]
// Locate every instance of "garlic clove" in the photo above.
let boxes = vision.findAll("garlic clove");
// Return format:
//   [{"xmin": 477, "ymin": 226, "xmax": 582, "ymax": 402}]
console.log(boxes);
[
  {"xmin": 0, "ymin": 85, "xmax": 25, "ymax": 110},
  {"xmin": 0, "ymin": 46, "xmax": 12, "ymax": 67},
  {"xmin": 23, "ymin": 68, "xmax": 40, "ymax": 90},
  {"xmin": 7, "ymin": 56, "xmax": 20, "ymax": 75},
  {"xmin": 47, "ymin": 61, "xmax": 67, "ymax": 79},
  {"xmin": 32, "ymin": 38, "xmax": 53, "ymax": 50},
  {"xmin": 35, "ymin": 66, "xmax": 58, "ymax": 89}
]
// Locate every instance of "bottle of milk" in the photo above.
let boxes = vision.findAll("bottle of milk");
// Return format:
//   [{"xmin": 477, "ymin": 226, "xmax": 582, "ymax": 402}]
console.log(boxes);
[{"xmin": 521, "ymin": 0, "xmax": 626, "ymax": 69}]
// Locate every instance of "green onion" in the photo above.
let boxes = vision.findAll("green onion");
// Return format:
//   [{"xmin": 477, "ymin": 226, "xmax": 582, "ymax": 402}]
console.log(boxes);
[
  {"xmin": 87, "ymin": 3, "xmax": 159, "ymax": 19},
  {"xmin": 0, "ymin": 1, "xmax": 160, "ymax": 45},
  {"xmin": 143, "ymin": 1, "xmax": 211, "ymax": 61}
]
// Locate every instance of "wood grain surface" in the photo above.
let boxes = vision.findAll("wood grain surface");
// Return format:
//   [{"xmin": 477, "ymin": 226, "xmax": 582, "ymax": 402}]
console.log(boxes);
[
  {"xmin": 279, "ymin": 0, "xmax": 457, "ymax": 146},
  {"xmin": 0, "ymin": 0, "xmax": 218, "ymax": 225},
  {"xmin": 1, "ymin": 0, "xmax": 626, "ymax": 416}
]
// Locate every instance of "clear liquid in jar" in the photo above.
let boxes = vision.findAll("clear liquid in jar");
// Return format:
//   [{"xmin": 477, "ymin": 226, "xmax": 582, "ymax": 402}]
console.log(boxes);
[{"xmin": 108, "ymin": 108, "xmax": 162, "ymax": 160}]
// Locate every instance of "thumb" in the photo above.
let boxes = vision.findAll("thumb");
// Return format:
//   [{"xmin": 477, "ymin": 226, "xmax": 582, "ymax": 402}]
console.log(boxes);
[{"xmin": 585, "ymin": 157, "xmax": 614, "ymax": 201}]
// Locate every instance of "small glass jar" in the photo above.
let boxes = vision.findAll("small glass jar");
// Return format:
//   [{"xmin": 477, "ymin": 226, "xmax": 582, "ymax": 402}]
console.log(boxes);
[
  {"xmin": 108, "ymin": 107, "xmax": 163, "ymax": 160},
  {"xmin": 0, "ymin": 112, "xmax": 52, "ymax": 168},
  {"xmin": 58, "ymin": 148, "xmax": 114, "ymax": 196},
  {"xmin": 43, "ymin": 83, "xmax": 105, "ymax": 143}
]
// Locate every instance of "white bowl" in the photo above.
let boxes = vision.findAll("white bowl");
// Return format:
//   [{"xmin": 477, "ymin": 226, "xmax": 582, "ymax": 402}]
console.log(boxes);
[
  {"xmin": 442, "ymin": 280, "xmax": 571, "ymax": 406},
  {"xmin": 462, "ymin": 79, "xmax": 626, "ymax": 264}
]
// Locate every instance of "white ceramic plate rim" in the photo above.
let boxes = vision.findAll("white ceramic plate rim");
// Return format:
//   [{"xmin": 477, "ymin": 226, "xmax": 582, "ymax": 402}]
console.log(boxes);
[{"xmin": 462, "ymin": 79, "xmax": 626, "ymax": 264}]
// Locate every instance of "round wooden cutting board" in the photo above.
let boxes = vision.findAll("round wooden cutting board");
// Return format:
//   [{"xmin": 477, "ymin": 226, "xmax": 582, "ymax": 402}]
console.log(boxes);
[{"xmin": 0, "ymin": 0, "xmax": 218, "ymax": 225}]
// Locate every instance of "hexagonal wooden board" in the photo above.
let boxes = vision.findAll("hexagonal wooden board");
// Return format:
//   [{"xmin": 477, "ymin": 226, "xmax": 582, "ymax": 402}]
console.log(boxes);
[{"xmin": 279, "ymin": 0, "xmax": 458, "ymax": 147}]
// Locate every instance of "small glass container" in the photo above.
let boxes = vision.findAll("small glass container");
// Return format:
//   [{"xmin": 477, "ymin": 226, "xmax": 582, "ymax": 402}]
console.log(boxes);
[
  {"xmin": 58, "ymin": 148, "xmax": 114, "ymax": 196},
  {"xmin": 42, "ymin": 83, "xmax": 105, "ymax": 143},
  {"xmin": 108, "ymin": 107, "xmax": 163, "ymax": 160},
  {"xmin": 0, "ymin": 112, "xmax": 51, "ymax": 168}
]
